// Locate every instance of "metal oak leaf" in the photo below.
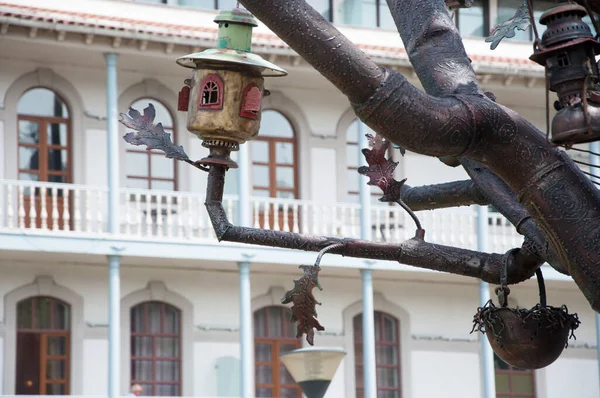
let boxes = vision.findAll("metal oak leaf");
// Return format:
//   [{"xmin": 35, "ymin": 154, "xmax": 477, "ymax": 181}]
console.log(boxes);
[
  {"xmin": 358, "ymin": 134, "xmax": 407, "ymax": 201},
  {"xmin": 485, "ymin": 0, "xmax": 531, "ymax": 50},
  {"xmin": 281, "ymin": 265, "xmax": 324, "ymax": 346},
  {"xmin": 120, "ymin": 104, "xmax": 191, "ymax": 162}
]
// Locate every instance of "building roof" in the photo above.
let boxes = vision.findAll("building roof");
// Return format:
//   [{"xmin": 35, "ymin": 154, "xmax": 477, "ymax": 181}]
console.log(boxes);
[{"xmin": 0, "ymin": 2, "xmax": 544, "ymax": 79}]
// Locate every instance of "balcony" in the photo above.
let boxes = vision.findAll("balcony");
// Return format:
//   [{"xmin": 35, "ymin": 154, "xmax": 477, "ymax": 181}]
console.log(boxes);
[{"xmin": 0, "ymin": 179, "xmax": 523, "ymax": 255}]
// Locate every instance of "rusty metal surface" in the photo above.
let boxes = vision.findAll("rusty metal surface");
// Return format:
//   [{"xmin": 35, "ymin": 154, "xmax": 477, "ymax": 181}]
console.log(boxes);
[
  {"xmin": 204, "ymin": 165, "xmax": 541, "ymax": 285},
  {"xmin": 234, "ymin": 0, "xmax": 600, "ymax": 311}
]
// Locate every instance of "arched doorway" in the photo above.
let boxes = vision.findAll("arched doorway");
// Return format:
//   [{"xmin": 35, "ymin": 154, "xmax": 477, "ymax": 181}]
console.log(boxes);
[
  {"xmin": 15, "ymin": 296, "xmax": 71, "ymax": 395},
  {"xmin": 254, "ymin": 306, "xmax": 302, "ymax": 397},
  {"xmin": 17, "ymin": 88, "xmax": 71, "ymax": 229}
]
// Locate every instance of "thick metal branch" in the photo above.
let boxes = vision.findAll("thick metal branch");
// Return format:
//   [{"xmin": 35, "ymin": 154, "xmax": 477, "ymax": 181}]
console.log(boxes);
[
  {"xmin": 238, "ymin": 0, "xmax": 383, "ymax": 104},
  {"xmin": 386, "ymin": 0, "xmax": 564, "ymax": 272},
  {"xmin": 238, "ymin": 0, "xmax": 474, "ymax": 158},
  {"xmin": 400, "ymin": 180, "xmax": 488, "ymax": 210},
  {"xmin": 387, "ymin": 0, "xmax": 481, "ymax": 96},
  {"xmin": 205, "ymin": 165, "xmax": 541, "ymax": 285}
]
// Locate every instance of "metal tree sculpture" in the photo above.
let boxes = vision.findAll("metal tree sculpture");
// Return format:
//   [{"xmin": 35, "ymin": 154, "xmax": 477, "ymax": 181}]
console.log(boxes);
[{"xmin": 121, "ymin": 0, "xmax": 600, "ymax": 347}]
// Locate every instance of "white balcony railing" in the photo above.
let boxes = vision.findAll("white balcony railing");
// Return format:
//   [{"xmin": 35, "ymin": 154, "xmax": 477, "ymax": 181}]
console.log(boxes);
[{"xmin": 0, "ymin": 179, "xmax": 523, "ymax": 253}]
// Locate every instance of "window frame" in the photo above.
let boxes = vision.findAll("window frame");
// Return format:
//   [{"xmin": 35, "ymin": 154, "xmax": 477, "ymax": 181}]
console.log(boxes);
[
  {"xmin": 125, "ymin": 98, "xmax": 178, "ymax": 192},
  {"xmin": 17, "ymin": 88, "xmax": 72, "ymax": 187},
  {"xmin": 198, "ymin": 74, "xmax": 224, "ymax": 111},
  {"xmin": 251, "ymin": 111, "xmax": 299, "ymax": 199},
  {"xmin": 353, "ymin": 311, "xmax": 402, "ymax": 398},
  {"xmin": 254, "ymin": 306, "xmax": 302, "ymax": 398},
  {"xmin": 130, "ymin": 301, "xmax": 182, "ymax": 396},
  {"xmin": 495, "ymin": 355, "xmax": 536, "ymax": 398},
  {"xmin": 454, "ymin": 0, "xmax": 490, "ymax": 38},
  {"xmin": 16, "ymin": 296, "xmax": 71, "ymax": 395}
]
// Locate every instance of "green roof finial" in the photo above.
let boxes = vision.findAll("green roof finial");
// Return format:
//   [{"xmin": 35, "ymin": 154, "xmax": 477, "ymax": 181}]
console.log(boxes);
[
  {"xmin": 214, "ymin": 8, "xmax": 258, "ymax": 53},
  {"xmin": 175, "ymin": 8, "xmax": 287, "ymax": 76}
]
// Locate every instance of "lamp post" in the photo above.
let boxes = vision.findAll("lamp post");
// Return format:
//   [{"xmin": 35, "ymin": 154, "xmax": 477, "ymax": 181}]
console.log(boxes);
[{"xmin": 280, "ymin": 347, "xmax": 346, "ymax": 398}]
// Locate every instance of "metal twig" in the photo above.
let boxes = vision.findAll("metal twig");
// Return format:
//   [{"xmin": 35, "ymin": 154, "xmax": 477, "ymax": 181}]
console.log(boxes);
[
  {"xmin": 569, "ymin": 147, "xmax": 600, "ymax": 157},
  {"xmin": 314, "ymin": 242, "xmax": 345, "ymax": 268},
  {"xmin": 536, "ymin": 268, "xmax": 547, "ymax": 308},
  {"xmin": 394, "ymin": 198, "xmax": 425, "ymax": 238}
]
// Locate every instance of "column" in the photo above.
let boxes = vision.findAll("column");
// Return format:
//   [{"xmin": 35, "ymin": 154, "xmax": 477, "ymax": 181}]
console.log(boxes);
[
  {"xmin": 237, "ymin": 143, "xmax": 251, "ymax": 227},
  {"xmin": 590, "ymin": 141, "xmax": 600, "ymax": 390},
  {"xmin": 361, "ymin": 269, "xmax": 377, "ymax": 398},
  {"xmin": 358, "ymin": 119, "xmax": 377, "ymax": 398},
  {"xmin": 104, "ymin": 52, "xmax": 121, "ymax": 398},
  {"xmin": 358, "ymin": 120, "xmax": 372, "ymax": 241},
  {"xmin": 477, "ymin": 205, "xmax": 495, "ymax": 398},
  {"xmin": 238, "ymin": 261, "xmax": 254, "ymax": 397}
]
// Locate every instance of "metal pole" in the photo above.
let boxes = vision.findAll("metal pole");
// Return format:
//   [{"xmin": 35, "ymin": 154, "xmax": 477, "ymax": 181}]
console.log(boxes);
[
  {"xmin": 477, "ymin": 205, "xmax": 495, "ymax": 398},
  {"xmin": 105, "ymin": 52, "xmax": 120, "ymax": 235},
  {"xmin": 358, "ymin": 118, "xmax": 376, "ymax": 397},
  {"xmin": 104, "ymin": 52, "xmax": 121, "ymax": 398},
  {"xmin": 358, "ymin": 120, "xmax": 372, "ymax": 241},
  {"xmin": 107, "ymin": 254, "xmax": 121, "ymax": 398},
  {"xmin": 237, "ymin": 144, "xmax": 251, "ymax": 227},
  {"xmin": 238, "ymin": 261, "xmax": 254, "ymax": 397},
  {"xmin": 361, "ymin": 269, "xmax": 377, "ymax": 398},
  {"xmin": 589, "ymin": 141, "xmax": 600, "ymax": 389}
]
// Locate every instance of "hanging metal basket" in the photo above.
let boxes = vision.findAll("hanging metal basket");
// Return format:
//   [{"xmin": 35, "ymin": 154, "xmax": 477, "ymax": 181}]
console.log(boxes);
[{"xmin": 471, "ymin": 257, "xmax": 580, "ymax": 369}]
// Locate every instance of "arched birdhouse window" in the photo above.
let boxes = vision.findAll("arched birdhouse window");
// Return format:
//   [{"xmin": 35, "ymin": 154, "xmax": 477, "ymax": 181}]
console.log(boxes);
[
  {"xmin": 199, "ymin": 74, "xmax": 224, "ymax": 110},
  {"xmin": 240, "ymin": 84, "xmax": 262, "ymax": 120}
]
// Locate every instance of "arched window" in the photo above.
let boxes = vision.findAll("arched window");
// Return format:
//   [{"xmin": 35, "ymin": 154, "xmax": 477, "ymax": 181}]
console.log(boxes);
[
  {"xmin": 18, "ymin": 88, "xmax": 71, "ymax": 185},
  {"xmin": 251, "ymin": 110, "xmax": 298, "ymax": 199},
  {"xmin": 125, "ymin": 99, "xmax": 177, "ymax": 191},
  {"xmin": 17, "ymin": 88, "xmax": 71, "ymax": 229},
  {"xmin": 198, "ymin": 74, "xmax": 224, "ymax": 110},
  {"xmin": 346, "ymin": 119, "xmax": 393, "ymax": 203},
  {"xmin": 254, "ymin": 306, "xmax": 302, "ymax": 398},
  {"xmin": 130, "ymin": 301, "xmax": 182, "ymax": 396},
  {"xmin": 16, "ymin": 296, "xmax": 71, "ymax": 395},
  {"xmin": 353, "ymin": 311, "xmax": 402, "ymax": 398},
  {"xmin": 495, "ymin": 354, "xmax": 536, "ymax": 397}
]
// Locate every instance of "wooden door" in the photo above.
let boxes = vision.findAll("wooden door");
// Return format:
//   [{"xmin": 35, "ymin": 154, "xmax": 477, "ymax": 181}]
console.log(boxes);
[{"xmin": 16, "ymin": 332, "xmax": 41, "ymax": 395}]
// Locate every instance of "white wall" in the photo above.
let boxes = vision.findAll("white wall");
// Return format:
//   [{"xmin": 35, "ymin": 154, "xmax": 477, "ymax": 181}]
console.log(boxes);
[
  {"xmin": 83, "ymin": 339, "xmax": 108, "ymax": 396},
  {"xmin": 412, "ymin": 351, "xmax": 481, "ymax": 398},
  {"xmin": 0, "ymin": 260, "xmax": 597, "ymax": 397}
]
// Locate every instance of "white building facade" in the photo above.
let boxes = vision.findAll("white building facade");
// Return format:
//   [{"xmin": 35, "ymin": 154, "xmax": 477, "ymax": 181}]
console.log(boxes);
[{"xmin": 0, "ymin": 0, "xmax": 598, "ymax": 397}]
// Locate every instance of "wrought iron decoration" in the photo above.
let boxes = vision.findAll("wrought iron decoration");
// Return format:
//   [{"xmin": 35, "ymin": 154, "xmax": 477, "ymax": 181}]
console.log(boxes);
[{"xmin": 121, "ymin": 0, "xmax": 600, "ymax": 360}]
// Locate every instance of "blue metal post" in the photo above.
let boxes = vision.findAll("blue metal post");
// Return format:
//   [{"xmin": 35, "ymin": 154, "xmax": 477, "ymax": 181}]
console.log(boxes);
[
  {"xmin": 237, "ymin": 144, "xmax": 251, "ymax": 227},
  {"xmin": 477, "ymin": 205, "xmax": 495, "ymax": 398},
  {"xmin": 360, "ymin": 268, "xmax": 377, "ymax": 398},
  {"xmin": 238, "ymin": 261, "xmax": 254, "ymax": 397},
  {"xmin": 104, "ymin": 52, "xmax": 121, "ymax": 398},
  {"xmin": 590, "ymin": 141, "xmax": 600, "ymax": 390},
  {"xmin": 358, "ymin": 120, "xmax": 372, "ymax": 241},
  {"xmin": 358, "ymin": 119, "xmax": 376, "ymax": 398}
]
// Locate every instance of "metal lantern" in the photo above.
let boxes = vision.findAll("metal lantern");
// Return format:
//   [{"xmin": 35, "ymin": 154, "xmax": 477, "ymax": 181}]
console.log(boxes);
[
  {"xmin": 529, "ymin": 3, "xmax": 600, "ymax": 147},
  {"xmin": 176, "ymin": 8, "xmax": 287, "ymax": 168}
]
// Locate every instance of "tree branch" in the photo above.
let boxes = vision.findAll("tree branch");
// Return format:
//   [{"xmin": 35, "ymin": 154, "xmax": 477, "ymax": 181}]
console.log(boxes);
[
  {"xmin": 238, "ymin": 0, "xmax": 475, "ymax": 158},
  {"xmin": 386, "ymin": 0, "xmax": 481, "ymax": 96},
  {"xmin": 205, "ymin": 165, "xmax": 541, "ymax": 285},
  {"xmin": 385, "ymin": 0, "xmax": 566, "ymax": 273},
  {"xmin": 237, "ymin": 0, "xmax": 383, "ymax": 104},
  {"xmin": 400, "ymin": 180, "xmax": 488, "ymax": 210}
]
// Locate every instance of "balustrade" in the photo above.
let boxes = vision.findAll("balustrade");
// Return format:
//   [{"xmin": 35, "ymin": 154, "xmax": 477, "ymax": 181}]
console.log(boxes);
[{"xmin": 0, "ymin": 180, "xmax": 523, "ymax": 253}]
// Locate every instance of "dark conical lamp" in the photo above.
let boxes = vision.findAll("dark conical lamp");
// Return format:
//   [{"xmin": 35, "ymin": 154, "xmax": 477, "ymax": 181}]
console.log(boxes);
[{"xmin": 280, "ymin": 347, "xmax": 346, "ymax": 398}]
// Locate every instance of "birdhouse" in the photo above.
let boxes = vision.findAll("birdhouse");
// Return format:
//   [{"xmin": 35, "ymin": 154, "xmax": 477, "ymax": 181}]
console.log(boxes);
[
  {"xmin": 529, "ymin": 3, "xmax": 600, "ymax": 147},
  {"xmin": 176, "ymin": 8, "xmax": 287, "ymax": 167}
]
